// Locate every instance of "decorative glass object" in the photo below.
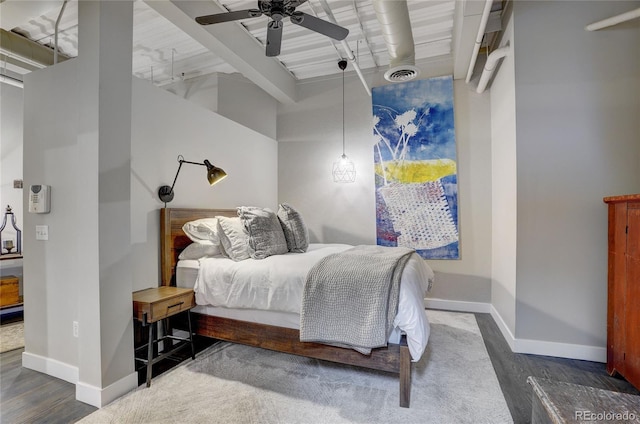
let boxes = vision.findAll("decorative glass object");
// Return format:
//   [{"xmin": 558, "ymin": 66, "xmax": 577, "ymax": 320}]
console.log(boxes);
[
  {"xmin": 0, "ymin": 205, "xmax": 22, "ymax": 255},
  {"xmin": 333, "ymin": 154, "xmax": 356, "ymax": 183},
  {"xmin": 332, "ymin": 59, "xmax": 356, "ymax": 183}
]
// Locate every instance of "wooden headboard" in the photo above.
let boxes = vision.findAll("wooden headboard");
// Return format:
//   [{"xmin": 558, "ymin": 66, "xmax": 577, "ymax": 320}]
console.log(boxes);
[{"xmin": 159, "ymin": 208, "xmax": 236, "ymax": 286}]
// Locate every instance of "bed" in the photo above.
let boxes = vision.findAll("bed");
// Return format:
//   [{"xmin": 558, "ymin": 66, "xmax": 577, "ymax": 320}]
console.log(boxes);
[{"xmin": 160, "ymin": 207, "xmax": 434, "ymax": 407}]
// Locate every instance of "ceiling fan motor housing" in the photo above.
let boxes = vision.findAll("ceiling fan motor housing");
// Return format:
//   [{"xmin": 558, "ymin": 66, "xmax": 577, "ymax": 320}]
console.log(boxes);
[{"xmin": 196, "ymin": 0, "xmax": 349, "ymax": 57}]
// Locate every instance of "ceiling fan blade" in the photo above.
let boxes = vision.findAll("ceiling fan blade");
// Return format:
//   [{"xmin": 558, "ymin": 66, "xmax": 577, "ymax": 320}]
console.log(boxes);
[
  {"xmin": 290, "ymin": 12, "xmax": 349, "ymax": 41},
  {"xmin": 196, "ymin": 9, "xmax": 262, "ymax": 25},
  {"xmin": 266, "ymin": 20, "xmax": 284, "ymax": 57}
]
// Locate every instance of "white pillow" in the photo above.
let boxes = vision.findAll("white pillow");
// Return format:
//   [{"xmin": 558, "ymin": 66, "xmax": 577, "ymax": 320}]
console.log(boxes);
[
  {"xmin": 216, "ymin": 216, "xmax": 250, "ymax": 261},
  {"xmin": 178, "ymin": 241, "xmax": 221, "ymax": 260},
  {"xmin": 182, "ymin": 218, "xmax": 220, "ymax": 244}
]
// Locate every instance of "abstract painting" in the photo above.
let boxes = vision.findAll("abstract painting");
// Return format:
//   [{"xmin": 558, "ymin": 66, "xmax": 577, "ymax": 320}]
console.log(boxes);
[{"xmin": 372, "ymin": 75, "xmax": 459, "ymax": 259}]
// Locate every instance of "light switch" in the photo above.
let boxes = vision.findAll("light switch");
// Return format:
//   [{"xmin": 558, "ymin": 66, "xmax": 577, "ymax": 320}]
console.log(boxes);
[{"xmin": 36, "ymin": 225, "xmax": 49, "ymax": 240}]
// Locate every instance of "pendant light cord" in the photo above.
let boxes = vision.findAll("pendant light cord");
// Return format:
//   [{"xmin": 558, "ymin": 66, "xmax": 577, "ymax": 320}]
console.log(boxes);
[{"xmin": 342, "ymin": 65, "xmax": 345, "ymax": 156}]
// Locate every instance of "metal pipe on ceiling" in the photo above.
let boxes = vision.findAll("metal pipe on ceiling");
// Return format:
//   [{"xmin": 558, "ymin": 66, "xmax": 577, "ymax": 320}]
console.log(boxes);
[
  {"xmin": 585, "ymin": 7, "xmax": 640, "ymax": 31},
  {"xmin": 54, "ymin": 0, "xmax": 69, "ymax": 65},
  {"xmin": 351, "ymin": 0, "xmax": 377, "ymax": 68},
  {"xmin": 0, "ymin": 74, "xmax": 24, "ymax": 89},
  {"xmin": 465, "ymin": 0, "xmax": 493, "ymax": 84},
  {"xmin": 317, "ymin": 0, "xmax": 371, "ymax": 96},
  {"xmin": 476, "ymin": 44, "xmax": 509, "ymax": 93}
]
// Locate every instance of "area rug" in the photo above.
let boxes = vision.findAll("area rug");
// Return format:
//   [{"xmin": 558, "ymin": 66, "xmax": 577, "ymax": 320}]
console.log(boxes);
[
  {"xmin": 78, "ymin": 310, "xmax": 513, "ymax": 424},
  {"xmin": 0, "ymin": 321, "xmax": 24, "ymax": 353}
]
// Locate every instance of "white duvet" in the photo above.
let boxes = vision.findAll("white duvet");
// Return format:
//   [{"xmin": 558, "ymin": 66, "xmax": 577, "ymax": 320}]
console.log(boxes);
[{"xmin": 194, "ymin": 243, "xmax": 434, "ymax": 361}]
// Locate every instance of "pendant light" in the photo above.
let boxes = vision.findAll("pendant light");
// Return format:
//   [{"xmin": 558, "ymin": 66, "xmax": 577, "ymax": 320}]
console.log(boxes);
[{"xmin": 332, "ymin": 59, "xmax": 356, "ymax": 183}]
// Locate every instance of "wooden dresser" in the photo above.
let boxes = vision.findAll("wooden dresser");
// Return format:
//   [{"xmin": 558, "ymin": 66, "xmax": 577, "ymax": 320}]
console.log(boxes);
[
  {"xmin": 603, "ymin": 194, "xmax": 640, "ymax": 391},
  {"xmin": 0, "ymin": 275, "xmax": 19, "ymax": 307}
]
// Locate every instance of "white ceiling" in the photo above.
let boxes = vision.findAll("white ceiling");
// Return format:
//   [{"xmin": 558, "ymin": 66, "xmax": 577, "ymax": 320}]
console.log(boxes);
[{"xmin": 0, "ymin": 0, "xmax": 502, "ymax": 102}]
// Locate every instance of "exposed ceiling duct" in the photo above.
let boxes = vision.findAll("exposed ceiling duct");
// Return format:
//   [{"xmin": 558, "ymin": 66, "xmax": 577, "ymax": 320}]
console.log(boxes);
[
  {"xmin": 476, "ymin": 44, "xmax": 509, "ymax": 93},
  {"xmin": 372, "ymin": 0, "xmax": 420, "ymax": 83}
]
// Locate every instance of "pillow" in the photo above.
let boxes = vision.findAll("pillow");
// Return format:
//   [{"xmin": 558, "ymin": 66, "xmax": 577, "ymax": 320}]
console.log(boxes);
[
  {"xmin": 178, "ymin": 240, "xmax": 221, "ymax": 260},
  {"xmin": 182, "ymin": 218, "xmax": 220, "ymax": 245},
  {"xmin": 277, "ymin": 203, "xmax": 309, "ymax": 253},
  {"xmin": 238, "ymin": 206, "xmax": 288, "ymax": 259},
  {"xmin": 216, "ymin": 216, "xmax": 250, "ymax": 261}
]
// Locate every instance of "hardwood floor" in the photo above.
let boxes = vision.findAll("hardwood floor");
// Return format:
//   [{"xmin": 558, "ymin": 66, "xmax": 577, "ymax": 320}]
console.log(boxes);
[
  {"xmin": 0, "ymin": 348, "xmax": 97, "ymax": 423},
  {"xmin": 475, "ymin": 314, "xmax": 639, "ymax": 423},
  {"xmin": 1, "ymin": 313, "xmax": 638, "ymax": 424}
]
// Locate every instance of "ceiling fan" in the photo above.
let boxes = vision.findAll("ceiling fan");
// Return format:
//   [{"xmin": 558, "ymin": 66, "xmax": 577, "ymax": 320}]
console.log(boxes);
[{"xmin": 195, "ymin": 0, "xmax": 349, "ymax": 57}]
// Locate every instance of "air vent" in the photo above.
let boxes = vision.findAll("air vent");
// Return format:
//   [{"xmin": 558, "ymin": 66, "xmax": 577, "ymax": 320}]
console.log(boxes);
[{"xmin": 384, "ymin": 65, "xmax": 420, "ymax": 82}]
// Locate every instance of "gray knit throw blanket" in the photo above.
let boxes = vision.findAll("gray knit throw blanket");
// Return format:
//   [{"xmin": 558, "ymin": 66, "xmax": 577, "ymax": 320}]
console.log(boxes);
[{"xmin": 300, "ymin": 245, "xmax": 415, "ymax": 355}]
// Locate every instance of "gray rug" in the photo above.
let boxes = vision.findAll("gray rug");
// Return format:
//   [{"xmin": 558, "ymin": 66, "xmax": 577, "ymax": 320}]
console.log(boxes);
[
  {"xmin": 0, "ymin": 321, "xmax": 24, "ymax": 353},
  {"xmin": 79, "ymin": 310, "xmax": 513, "ymax": 424}
]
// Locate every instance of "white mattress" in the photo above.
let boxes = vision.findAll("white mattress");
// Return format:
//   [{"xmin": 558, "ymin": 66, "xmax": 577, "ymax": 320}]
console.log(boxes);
[{"xmin": 177, "ymin": 243, "xmax": 433, "ymax": 361}]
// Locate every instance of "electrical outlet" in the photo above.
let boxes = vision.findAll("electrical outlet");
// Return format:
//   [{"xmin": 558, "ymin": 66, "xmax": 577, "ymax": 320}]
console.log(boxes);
[
  {"xmin": 73, "ymin": 321, "xmax": 79, "ymax": 338},
  {"xmin": 36, "ymin": 225, "xmax": 49, "ymax": 240}
]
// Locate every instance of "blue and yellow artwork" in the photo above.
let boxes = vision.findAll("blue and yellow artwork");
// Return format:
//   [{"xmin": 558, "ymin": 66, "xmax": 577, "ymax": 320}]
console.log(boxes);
[{"xmin": 372, "ymin": 75, "xmax": 459, "ymax": 259}]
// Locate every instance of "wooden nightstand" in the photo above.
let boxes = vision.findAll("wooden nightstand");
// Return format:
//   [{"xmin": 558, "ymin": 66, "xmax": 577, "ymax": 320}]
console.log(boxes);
[{"xmin": 132, "ymin": 286, "xmax": 196, "ymax": 387}]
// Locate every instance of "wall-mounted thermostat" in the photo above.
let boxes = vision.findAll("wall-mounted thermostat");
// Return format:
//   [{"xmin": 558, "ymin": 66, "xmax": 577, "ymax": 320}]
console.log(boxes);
[{"xmin": 29, "ymin": 184, "xmax": 51, "ymax": 213}]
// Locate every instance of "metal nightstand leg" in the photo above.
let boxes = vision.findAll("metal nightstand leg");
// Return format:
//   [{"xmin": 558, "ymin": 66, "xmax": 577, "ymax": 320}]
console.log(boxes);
[
  {"xmin": 146, "ymin": 323, "xmax": 154, "ymax": 387},
  {"xmin": 187, "ymin": 310, "xmax": 195, "ymax": 360}
]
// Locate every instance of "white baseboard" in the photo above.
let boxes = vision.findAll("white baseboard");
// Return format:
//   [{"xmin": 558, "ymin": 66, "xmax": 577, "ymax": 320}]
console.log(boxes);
[
  {"xmin": 425, "ymin": 302, "xmax": 606, "ymax": 362},
  {"xmin": 76, "ymin": 372, "xmax": 138, "ymax": 408},
  {"xmin": 22, "ymin": 351, "xmax": 79, "ymax": 384},
  {"xmin": 489, "ymin": 305, "xmax": 517, "ymax": 351},
  {"xmin": 21, "ymin": 350, "xmax": 137, "ymax": 407},
  {"xmin": 514, "ymin": 337, "xmax": 606, "ymax": 363},
  {"xmin": 425, "ymin": 297, "xmax": 492, "ymax": 313},
  {"xmin": 489, "ymin": 305, "xmax": 606, "ymax": 363}
]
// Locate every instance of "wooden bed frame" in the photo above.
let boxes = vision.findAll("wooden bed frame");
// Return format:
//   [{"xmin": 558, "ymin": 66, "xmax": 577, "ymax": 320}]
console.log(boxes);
[{"xmin": 160, "ymin": 207, "xmax": 412, "ymax": 407}]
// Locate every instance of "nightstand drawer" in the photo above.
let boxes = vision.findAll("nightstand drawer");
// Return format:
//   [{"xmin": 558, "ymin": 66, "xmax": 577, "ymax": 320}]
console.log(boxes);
[
  {"xmin": 148, "ymin": 292, "xmax": 194, "ymax": 321},
  {"xmin": 133, "ymin": 287, "xmax": 195, "ymax": 324}
]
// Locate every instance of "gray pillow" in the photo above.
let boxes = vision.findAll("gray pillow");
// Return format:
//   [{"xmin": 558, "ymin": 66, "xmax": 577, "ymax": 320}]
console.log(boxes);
[
  {"xmin": 216, "ymin": 216, "xmax": 250, "ymax": 261},
  {"xmin": 277, "ymin": 203, "xmax": 309, "ymax": 253},
  {"xmin": 238, "ymin": 206, "xmax": 288, "ymax": 259}
]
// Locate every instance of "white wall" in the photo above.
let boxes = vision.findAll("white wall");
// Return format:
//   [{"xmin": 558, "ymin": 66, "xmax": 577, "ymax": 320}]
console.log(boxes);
[
  {"xmin": 278, "ymin": 73, "xmax": 377, "ymax": 246},
  {"xmin": 131, "ymin": 78, "xmax": 278, "ymax": 289},
  {"xmin": 21, "ymin": 57, "xmax": 278, "ymax": 401},
  {"xmin": 0, "ymin": 82, "xmax": 24, "ymax": 293},
  {"xmin": 512, "ymin": 1, "xmax": 640, "ymax": 353},
  {"xmin": 278, "ymin": 71, "xmax": 493, "ymax": 304},
  {"xmin": 0, "ymin": 83, "xmax": 24, "ymax": 228},
  {"xmin": 163, "ymin": 72, "xmax": 278, "ymax": 140},
  {"xmin": 23, "ymin": 58, "xmax": 81, "ymax": 369},
  {"xmin": 490, "ymin": 9, "xmax": 517, "ymax": 337},
  {"xmin": 217, "ymin": 73, "xmax": 278, "ymax": 140}
]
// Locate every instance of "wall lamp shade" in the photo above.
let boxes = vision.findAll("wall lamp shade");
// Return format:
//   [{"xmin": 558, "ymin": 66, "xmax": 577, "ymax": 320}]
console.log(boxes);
[{"xmin": 158, "ymin": 155, "xmax": 227, "ymax": 203}]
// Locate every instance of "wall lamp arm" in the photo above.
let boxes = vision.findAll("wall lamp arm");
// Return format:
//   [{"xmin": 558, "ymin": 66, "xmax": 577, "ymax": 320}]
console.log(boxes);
[{"xmin": 158, "ymin": 155, "xmax": 227, "ymax": 205}]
